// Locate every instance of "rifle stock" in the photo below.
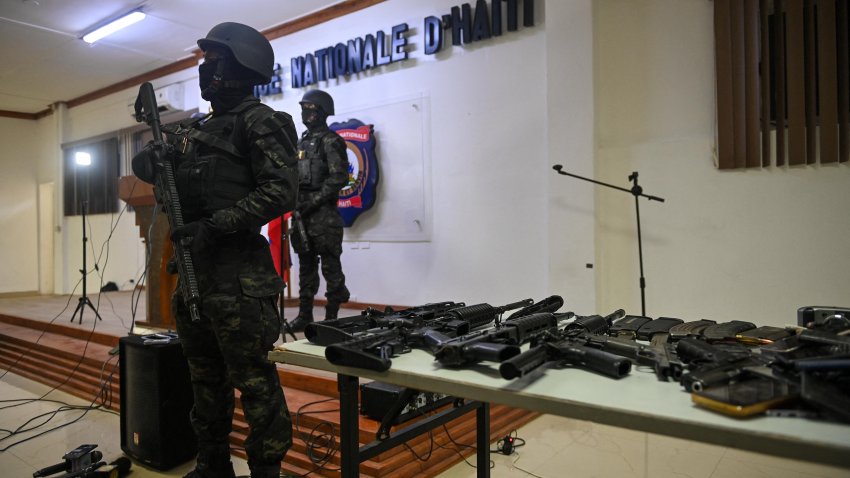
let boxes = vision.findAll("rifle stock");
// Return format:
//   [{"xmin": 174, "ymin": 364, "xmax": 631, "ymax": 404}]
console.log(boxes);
[
  {"xmin": 134, "ymin": 82, "xmax": 202, "ymax": 322},
  {"xmin": 325, "ymin": 329, "xmax": 404, "ymax": 371}
]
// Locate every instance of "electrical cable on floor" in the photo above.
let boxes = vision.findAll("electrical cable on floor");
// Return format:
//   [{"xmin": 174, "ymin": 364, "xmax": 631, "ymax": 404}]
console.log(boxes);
[
  {"xmin": 0, "ymin": 199, "xmax": 131, "ymax": 450},
  {"xmin": 510, "ymin": 452, "xmax": 546, "ymax": 478},
  {"xmin": 291, "ymin": 397, "xmax": 342, "ymax": 475},
  {"xmin": 436, "ymin": 422, "xmax": 494, "ymax": 470},
  {"xmin": 402, "ymin": 427, "xmax": 435, "ymax": 462},
  {"xmin": 0, "ymin": 355, "xmax": 120, "ymax": 451}
]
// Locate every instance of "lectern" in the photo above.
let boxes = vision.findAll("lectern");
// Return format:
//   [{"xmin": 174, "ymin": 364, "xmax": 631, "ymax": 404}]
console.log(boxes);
[{"xmin": 118, "ymin": 175, "xmax": 177, "ymax": 328}]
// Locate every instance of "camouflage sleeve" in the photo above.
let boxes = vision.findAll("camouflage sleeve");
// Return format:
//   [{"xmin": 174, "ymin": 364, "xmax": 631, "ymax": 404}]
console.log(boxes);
[
  {"xmin": 210, "ymin": 108, "xmax": 298, "ymax": 232},
  {"xmin": 312, "ymin": 132, "xmax": 349, "ymax": 204}
]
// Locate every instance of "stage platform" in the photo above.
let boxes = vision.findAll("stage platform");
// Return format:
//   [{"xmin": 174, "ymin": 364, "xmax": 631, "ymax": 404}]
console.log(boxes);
[{"xmin": 0, "ymin": 291, "xmax": 538, "ymax": 477}]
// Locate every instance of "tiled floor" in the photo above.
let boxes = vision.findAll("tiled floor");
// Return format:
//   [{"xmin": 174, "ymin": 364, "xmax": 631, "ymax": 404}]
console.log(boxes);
[
  {"xmin": 2, "ymin": 370, "xmax": 848, "ymax": 478},
  {"xmin": 1, "ymin": 292, "xmax": 848, "ymax": 477}
]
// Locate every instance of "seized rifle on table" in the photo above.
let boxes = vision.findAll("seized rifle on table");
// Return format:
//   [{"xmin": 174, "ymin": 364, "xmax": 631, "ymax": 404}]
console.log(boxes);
[
  {"xmin": 430, "ymin": 309, "xmax": 574, "ymax": 367},
  {"xmin": 305, "ymin": 301, "xmax": 466, "ymax": 346},
  {"xmin": 323, "ymin": 298, "xmax": 535, "ymax": 371},
  {"xmin": 583, "ymin": 334, "xmax": 683, "ymax": 381},
  {"xmin": 134, "ymin": 82, "xmax": 201, "ymax": 322},
  {"xmin": 498, "ymin": 309, "xmax": 633, "ymax": 380},
  {"xmin": 676, "ymin": 338, "xmax": 769, "ymax": 392}
]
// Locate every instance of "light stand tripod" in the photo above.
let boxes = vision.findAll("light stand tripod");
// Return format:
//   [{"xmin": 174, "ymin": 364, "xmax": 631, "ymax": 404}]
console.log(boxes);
[
  {"xmin": 70, "ymin": 199, "xmax": 102, "ymax": 324},
  {"xmin": 552, "ymin": 165, "xmax": 665, "ymax": 316}
]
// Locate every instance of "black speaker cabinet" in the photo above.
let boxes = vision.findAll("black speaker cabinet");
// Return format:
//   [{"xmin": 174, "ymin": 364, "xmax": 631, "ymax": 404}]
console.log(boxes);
[{"xmin": 119, "ymin": 334, "xmax": 196, "ymax": 470}]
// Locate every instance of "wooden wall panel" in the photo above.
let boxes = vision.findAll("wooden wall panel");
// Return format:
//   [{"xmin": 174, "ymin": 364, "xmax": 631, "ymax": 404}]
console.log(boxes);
[
  {"xmin": 818, "ymin": 0, "xmax": 839, "ymax": 163},
  {"xmin": 786, "ymin": 0, "xmax": 806, "ymax": 165}
]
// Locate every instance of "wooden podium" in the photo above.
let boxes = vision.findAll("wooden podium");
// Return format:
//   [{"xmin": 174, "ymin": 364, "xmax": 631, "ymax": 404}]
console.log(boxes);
[{"xmin": 118, "ymin": 175, "xmax": 177, "ymax": 328}]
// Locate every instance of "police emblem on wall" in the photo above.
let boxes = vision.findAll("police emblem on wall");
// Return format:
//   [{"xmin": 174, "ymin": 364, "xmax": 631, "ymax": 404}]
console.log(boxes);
[{"xmin": 330, "ymin": 119, "xmax": 378, "ymax": 227}]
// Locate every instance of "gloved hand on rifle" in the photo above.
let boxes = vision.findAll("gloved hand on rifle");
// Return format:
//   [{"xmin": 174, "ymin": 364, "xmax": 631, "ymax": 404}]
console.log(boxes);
[
  {"xmin": 131, "ymin": 141, "xmax": 158, "ymax": 184},
  {"xmin": 170, "ymin": 218, "xmax": 222, "ymax": 256},
  {"xmin": 295, "ymin": 198, "xmax": 321, "ymax": 217}
]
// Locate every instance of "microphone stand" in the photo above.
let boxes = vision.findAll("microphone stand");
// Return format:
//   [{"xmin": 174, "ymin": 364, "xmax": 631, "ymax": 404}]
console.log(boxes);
[{"xmin": 552, "ymin": 165, "xmax": 665, "ymax": 316}]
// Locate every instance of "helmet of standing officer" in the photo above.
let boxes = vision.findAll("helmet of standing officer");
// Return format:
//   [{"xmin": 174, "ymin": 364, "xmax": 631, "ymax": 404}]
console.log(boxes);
[
  {"xmin": 300, "ymin": 89, "xmax": 335, "ymax": 116},
  {"xmin": 197, "ymin": 22, "xmax": 274, "ymax": 85}
]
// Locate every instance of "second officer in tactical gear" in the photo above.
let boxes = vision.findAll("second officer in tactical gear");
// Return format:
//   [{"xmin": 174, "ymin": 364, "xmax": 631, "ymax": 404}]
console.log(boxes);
[
  {"xmin": 132, "ymin": 22, "xmax": 297, "ymax": 478},
  {"xmin": 288, "ymin": 89, "xmax": 350, "ymax": 331}
]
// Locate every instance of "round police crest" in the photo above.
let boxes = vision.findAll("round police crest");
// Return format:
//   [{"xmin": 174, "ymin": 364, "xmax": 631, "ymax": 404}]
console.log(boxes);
[{"xmin": 330, "ymin": 119, "xmax": 378, "ymax": 227}]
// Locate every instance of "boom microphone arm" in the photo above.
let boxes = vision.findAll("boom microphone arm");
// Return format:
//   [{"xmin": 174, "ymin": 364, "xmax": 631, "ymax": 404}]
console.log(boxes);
[{"xmin": 552, "ymin": 165, "xmax": 665, "ymax": 316}]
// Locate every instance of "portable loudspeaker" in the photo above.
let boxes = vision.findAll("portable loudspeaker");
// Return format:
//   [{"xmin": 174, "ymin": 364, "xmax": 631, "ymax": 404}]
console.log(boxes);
[{"xmin": 119, "ymin": 333, "xmax": 196, "ymax": 470}]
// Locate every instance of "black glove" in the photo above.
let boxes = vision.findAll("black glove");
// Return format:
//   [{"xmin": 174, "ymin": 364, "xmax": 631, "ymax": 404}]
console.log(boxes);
[
  {"xmin": 170, "ymin": 218, "xmax": 221, "ymax": 255},
  {"xmin": 131, "ymin": 141, "xmax": 157, "ymax": 184},
  {"xmin": 296, "ymin": 198, "xmax": 320, "ymax": 217}
]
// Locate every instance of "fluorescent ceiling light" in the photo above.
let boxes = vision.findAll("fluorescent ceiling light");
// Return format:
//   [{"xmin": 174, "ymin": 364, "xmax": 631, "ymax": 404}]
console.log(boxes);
[
  {"xmin": 82, "ymin": 10, "xmax": 146, "ymax": 44},
  {"xmin": 75, "ymin": 152, "xmax": 92, "ymax": 166}
]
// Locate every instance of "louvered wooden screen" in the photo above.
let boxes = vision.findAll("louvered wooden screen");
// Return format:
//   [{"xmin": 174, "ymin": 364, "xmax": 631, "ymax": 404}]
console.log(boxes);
[{"xmin": 714, "ymin": 0, "xmax": 850, "ymax": 169}]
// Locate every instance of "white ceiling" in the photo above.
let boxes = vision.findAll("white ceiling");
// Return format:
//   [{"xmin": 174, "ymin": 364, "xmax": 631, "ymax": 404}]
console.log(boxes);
[{"xmin": 0, "ymin": 0, "xmax": 342, "ymax": 115}]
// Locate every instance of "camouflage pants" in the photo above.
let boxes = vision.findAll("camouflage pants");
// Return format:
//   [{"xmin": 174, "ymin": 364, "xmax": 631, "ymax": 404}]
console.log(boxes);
[
  {"xmin": 291, "ymin": 206, "xmax": 349, "ymax": 303},
  {"xmin": 172, "ymin": 250, "xmax": 292, "ymax": 467}
]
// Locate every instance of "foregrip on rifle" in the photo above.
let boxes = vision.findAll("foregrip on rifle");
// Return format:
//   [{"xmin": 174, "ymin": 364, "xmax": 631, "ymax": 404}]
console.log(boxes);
[{"xmin": 135, "ymin": 82, "xmax": 201, "ymax": 322}]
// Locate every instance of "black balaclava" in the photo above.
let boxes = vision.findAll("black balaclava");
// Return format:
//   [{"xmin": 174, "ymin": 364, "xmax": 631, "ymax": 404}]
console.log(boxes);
[
  {"xmin": 301, "ymin": 105, "xmax": 327, "ymax": 131},
  {"xmin": 199, "ymin": 54, "xmax": 256, "ymax": 113}
]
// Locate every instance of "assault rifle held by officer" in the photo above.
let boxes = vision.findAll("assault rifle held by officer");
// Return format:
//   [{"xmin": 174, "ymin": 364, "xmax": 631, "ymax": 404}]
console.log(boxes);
[
  {"xmin": 323, "ymin": 298, "xmax": 535, "ymax": 371},
  {"xmin": 134, "ymin": 82, "xmax": 202, "ymax": 322}
]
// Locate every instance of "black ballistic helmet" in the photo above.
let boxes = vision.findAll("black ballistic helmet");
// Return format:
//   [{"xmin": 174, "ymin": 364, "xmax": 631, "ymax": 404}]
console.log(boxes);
[
  {"xmin": 300, "ymin": 89, "xmax": 335, "ymax": 115},
  {"xmin": 197, "ymin": 22, "xmax": 274, "ymax": 84}
]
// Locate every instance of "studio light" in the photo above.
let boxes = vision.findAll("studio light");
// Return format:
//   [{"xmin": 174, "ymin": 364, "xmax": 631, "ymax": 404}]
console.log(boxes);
[
  {"xmin": 82, "ymin": 10, "xmax": 146, "ymax": 44},
  {"xmin": 75, "ymin": 151, "xmax": 92, "ymax": 166}
]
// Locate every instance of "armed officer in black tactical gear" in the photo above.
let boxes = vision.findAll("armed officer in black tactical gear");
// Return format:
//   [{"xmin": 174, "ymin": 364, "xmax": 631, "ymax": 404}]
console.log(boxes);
[
  {"xmin": 288, "ymin": 89, "xmax": 351, "ymax": 331},
  {"xmin": 132, "ymin": 22, "xmax": 297, "ymax": 478}
]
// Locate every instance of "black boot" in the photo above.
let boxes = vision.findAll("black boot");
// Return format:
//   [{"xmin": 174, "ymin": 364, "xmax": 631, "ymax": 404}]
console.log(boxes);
[
  {"xmin": 325, "ymin": 300, "xmax": 341, "ymax": 321},
  {"xmin": 248, "ymin": 462, "xmax": 282, "ymax": 478},
  {"xmin": 183, "ymin": 453, "xmax": 236, "ymax": 478},
  {"xmin": 289, "ymin": 298, "xmax": 314, "ymax": 332}
]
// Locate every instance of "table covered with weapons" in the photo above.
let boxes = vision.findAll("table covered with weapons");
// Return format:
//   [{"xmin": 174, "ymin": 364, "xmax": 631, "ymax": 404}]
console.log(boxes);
[{"xmin": 268, "ymin": 297, "xmax": 850, "ymax": 477}]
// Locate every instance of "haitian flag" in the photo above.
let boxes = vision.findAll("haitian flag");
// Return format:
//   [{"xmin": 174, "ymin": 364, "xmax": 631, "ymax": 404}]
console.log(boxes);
[
  {"xmin": 329, "ymin": 119, "xmax": 379, "ymax": 227},
  {"xmin": 262, "ymin": 213, "xmax": 291, "ymax": 282}
]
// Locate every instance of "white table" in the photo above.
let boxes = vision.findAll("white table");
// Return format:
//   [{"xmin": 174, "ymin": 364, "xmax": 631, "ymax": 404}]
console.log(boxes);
[{"xmin": 269, "ymin": 339, "xmax": 850, "ymax": 476}]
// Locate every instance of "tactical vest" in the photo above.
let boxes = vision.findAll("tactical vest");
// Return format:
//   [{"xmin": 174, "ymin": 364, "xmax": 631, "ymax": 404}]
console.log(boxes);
[
  {"xmin": 297, "ymin": 130, "xmax": 332, "ymax": 191},
  {"xmin": 167, "ymin": 101, "xmax": 264, "ymax": 221}
]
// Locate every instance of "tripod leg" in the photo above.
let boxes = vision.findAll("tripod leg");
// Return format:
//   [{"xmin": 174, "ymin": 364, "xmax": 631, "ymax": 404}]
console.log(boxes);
[
  {"xmin": 70, "ymin": 298, "xmax": 86, "ymax": 324},
  {"xmin": 83, "ymin": 297, "xmax": 103, "ymax": 321}
]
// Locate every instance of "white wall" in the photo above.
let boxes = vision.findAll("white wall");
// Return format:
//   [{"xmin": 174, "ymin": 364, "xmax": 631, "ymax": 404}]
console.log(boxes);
[
  {"xmin": 594, "ymin": 0, "xmax": 850, "ymax": 326},
  {"xmin": 262, "ymin": 0, "xmax": 595, "ymax": 309},
  {"xmin": 0, "ymin": 117, "xmax": 40, "ymax": 293},
  {"xmin": 33, "ymin": 70, "xmax": 200, "ymax": 295},
  {"xmin": 8, "ymin": 0, "xmax": 838, "ymax": 326}
]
